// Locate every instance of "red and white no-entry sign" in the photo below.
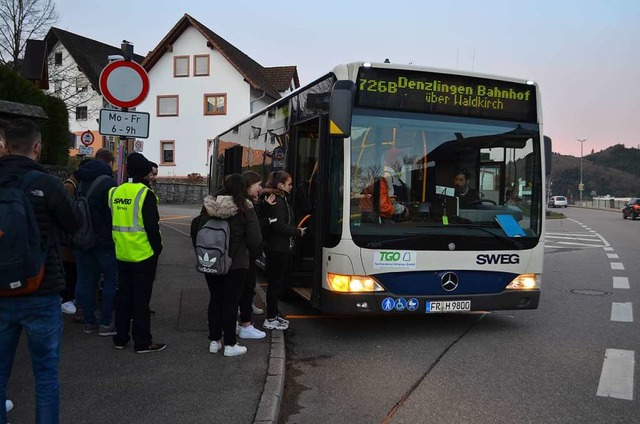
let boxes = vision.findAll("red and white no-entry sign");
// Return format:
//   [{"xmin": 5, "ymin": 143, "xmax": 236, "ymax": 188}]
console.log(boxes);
[{"xmin": 99, "ymin": 60, "xmax": 149, "ymax": 109}]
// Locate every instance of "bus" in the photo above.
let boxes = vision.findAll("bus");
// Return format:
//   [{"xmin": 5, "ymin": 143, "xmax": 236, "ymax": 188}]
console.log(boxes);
[{"xmin": 209, "ymin": 61, "xmax": 551, "ymax": 314}]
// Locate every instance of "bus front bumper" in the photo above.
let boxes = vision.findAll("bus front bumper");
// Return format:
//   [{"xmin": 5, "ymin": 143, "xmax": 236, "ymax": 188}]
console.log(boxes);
[{"xmin": 319, "ymin": 288, "xmax": 539, "ymax": 314}]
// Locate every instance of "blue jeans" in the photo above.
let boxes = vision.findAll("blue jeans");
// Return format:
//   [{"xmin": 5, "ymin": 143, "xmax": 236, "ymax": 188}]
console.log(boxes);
[
  {"xmin": 0, "ymin": 295, "xmax": 62, "ymax": 424},
  {"xmin": 75, "ymin": 247, "xmax": 118, "ymax": 326}
]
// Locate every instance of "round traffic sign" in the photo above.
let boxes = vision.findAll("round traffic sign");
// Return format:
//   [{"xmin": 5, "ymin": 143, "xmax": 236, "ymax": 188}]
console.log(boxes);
[
  {"xmin": 99, "ymin": 60, "xmax": 150, "ymax": 109},
  {"xmin": 80, "ymin": 130, "xmax": 94, "ymax": 146}
]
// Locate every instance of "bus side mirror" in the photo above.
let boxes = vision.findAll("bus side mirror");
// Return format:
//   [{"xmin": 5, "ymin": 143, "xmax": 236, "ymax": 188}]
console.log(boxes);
[
  {"xmin": 329, "ymin": 80, "xmax": 356, "ymax": 138},
  {"xmin": 544, "ymin": 136, "xmax": 552, "ymax": 175}
]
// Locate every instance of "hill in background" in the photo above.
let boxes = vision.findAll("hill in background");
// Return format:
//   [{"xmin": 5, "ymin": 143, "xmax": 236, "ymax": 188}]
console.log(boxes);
[{"xmin": 550, "ymin": 144, "xmax": 640, "ymax": 200}]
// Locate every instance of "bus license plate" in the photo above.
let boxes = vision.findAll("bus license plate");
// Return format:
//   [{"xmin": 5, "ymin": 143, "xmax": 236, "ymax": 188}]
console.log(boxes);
[{"xmin": 426, "ymin": 300, "xmax": 471, "ymax": 313}]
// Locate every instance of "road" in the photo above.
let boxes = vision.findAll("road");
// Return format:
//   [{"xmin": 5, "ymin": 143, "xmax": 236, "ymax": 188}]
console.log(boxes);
[{"xmin": 277, "ymin": 207, "xmax": 639, "ymax": 423}]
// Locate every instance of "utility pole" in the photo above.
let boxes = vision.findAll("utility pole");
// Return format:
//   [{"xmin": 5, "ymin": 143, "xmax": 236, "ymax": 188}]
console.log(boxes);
[{"xmin": 577, "ymin": 139, "xmax": 587, "ymax": 203}]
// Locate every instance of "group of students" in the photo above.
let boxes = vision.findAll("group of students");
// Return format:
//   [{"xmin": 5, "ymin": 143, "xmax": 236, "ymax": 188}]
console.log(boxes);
[{"xmin": 191, "ymin": 170, "xmax": 306, "ymax": 357}]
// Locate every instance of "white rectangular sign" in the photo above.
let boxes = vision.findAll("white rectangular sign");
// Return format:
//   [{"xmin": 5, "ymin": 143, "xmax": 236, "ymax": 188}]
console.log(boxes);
[
  {"xmin": 99, "ymin": 109, "xmax": 149, "ymax": 138},
  {"xmin": 78, "ymin": 145, "xmax": 93, "ymax": 156}
]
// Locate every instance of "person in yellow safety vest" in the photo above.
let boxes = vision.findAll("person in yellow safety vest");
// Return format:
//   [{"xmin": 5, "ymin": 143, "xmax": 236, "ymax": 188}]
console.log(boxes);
[{"xmin": 109, "ymin": 152, "xmax": 165, "ymax": 354}]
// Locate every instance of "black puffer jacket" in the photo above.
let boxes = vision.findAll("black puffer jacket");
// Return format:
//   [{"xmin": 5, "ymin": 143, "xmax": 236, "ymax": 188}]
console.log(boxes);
[
  {"xmin": 0, "ymin": 155, "xmax": 80, "ymax": 296},
  {"xmin": 190, "ymin": 195, "xmax": 261, "ymax": 270},
  {"xmin": 260, "ymin": 189, "xmax": 302, "ymax": 254},
  {"xmin": 75, "ymin": 160, "xmax": 117, "ymax": 249}
]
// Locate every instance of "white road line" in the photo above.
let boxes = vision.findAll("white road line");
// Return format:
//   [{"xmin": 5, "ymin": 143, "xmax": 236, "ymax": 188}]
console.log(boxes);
[
  {"xmin": 611, "ymin": 263, "xmax": 625, "ymax": 270},
  {"xmin": 546, "ymin": 232, "xmax": 599, "ymax": 237},
  {"xmin": 549, "ymin": 241, "xmax": 606, "ymax": 247},
  {"xmin": 613, "ymin": 277, "xmax": 630, "ymax": 289},
  {"xmin": 594, "ymin": 232, "xmax": 611, "ymax": 247},
  {"xmin": 604, "ymin": 247, "xmax": 614, "ymax": 251},
  {"xmin": 597, "ymin": 349, "xmax": 635, "ymax": 400},
  {"xmin": 546, "ymin": 235, "xmax": 600, "ymax": 241},
  {"xmin": 611, "ymin": 303, "xmax": 634, "ymax": 322},
  {"xmin": 607, "ymin": 254, "xmax": 619, "ymax": 259}
]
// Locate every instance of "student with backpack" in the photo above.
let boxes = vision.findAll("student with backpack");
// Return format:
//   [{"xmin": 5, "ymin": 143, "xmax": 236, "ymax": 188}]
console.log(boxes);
[
  {"xmin": 261, "ymin": 171, "xmax": 306, "ymax": 331},
  {"xmin": 190, "ymin": 174, "xmax": 262, "ymax": 357},
  {"xmin": 73, "ymin": 148, "xmax": 118, "ymax": 336},
  {"xmin": 0, "ymin": 119, "xmax": 80, "ymax": 424}
]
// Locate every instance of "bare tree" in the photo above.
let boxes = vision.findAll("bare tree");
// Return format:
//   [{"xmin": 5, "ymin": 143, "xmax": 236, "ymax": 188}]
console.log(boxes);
[
  {"xmin": 47, "ymin": 49, "xmax": 101, "ymax": 116},
  {"xmin": 0, "ymin": 0, "xmax": 58, "ymax": 70}
]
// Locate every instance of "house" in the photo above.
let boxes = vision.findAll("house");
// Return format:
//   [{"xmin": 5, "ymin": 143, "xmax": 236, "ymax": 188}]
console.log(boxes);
[
  {"xmin": 42, "ymin": 27, "xmax": 145, "ymax": 156},
  {"xmin": 138, "ymin": 13, "xmax": 299, "ymax": 176}
]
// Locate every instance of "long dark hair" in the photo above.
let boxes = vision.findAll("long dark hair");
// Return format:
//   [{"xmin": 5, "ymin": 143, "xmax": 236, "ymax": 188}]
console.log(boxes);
[
  {"xmin": 266, "ymin": 171, "xmax": 291, "ymax": 190},
  {"xmin": 217, "ymin": 173, "xmax": 251, "ymax": 219}
]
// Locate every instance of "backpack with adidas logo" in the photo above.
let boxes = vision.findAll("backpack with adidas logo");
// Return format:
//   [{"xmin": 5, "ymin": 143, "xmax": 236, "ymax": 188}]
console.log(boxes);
[
  {"xmin": 193, "ymin": 217, "xmax": 232, "ymax": 275},
  {"xmin": 70, "ymin": 175, "xmax": 109, "ymax": 251},
  {"xmin": 0, "ymin": 170, "xmax": 47, "ymax": 296}
]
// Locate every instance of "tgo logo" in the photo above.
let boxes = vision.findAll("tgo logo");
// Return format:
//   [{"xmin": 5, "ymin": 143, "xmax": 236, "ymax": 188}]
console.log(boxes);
[
  {"xmin": 476, "ymin": 254, "xmax": 520, "ymax": 265},
  {"xmin": 380, "ymin": 251, "xmax": 401, "ymax": 261}
]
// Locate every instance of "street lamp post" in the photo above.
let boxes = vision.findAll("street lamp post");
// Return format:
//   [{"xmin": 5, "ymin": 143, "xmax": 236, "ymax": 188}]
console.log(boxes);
[{"xmin": 577, "ymin": 139, "xmax": 587, "ymax": 203}]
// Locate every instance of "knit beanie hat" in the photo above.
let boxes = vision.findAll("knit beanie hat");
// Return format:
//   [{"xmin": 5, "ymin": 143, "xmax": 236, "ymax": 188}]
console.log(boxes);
[{"xmin": 126, "ymin": 152, "xmax": 152, "ymax": 178}]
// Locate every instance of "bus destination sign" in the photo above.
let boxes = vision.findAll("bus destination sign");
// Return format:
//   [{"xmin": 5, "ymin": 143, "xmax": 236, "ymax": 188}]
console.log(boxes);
[{"xmin": 356, "ymin": 67, "xmax": 537, "ymax": 123}]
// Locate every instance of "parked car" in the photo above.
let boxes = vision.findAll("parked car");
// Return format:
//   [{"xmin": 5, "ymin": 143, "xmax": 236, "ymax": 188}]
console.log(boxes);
[
  {"xmin": 622, "ymin": 198, "xmax": 640, "ymax": 219},
  {"xmin": 549, "ymin": 195, "xmax": 568, "ymax": 208}
]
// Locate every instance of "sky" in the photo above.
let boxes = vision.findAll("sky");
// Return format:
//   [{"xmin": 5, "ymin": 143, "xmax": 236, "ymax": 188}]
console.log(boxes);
[{"xmin": 54, "ymin": 0, "xmax": 640, "ymax": 157}]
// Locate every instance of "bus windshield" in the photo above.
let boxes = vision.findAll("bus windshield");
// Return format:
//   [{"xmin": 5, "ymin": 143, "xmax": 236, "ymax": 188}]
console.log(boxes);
[{"xmin": 348, "ymin": 108, "xmax": 542, "ymax": 251}]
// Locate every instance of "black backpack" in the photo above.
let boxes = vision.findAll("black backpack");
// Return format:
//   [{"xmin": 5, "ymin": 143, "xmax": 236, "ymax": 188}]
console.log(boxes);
[
  {"xmin": 71, "ymin": 175, "xmax": 110, "ymax": 251},
  {"xmin": 0, "ymin": 171, "xmax": 47, "ymax": 296}
]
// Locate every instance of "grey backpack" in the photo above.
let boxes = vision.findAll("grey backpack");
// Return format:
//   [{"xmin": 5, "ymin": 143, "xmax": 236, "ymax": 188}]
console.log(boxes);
[{"xmin": 195, "ymin": 218, "xmax": 232, "ymax": 274}]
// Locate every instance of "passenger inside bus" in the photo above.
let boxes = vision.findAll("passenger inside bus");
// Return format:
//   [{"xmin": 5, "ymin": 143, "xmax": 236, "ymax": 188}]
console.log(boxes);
[{"xmin": 359, "ymin": 149, "xmax": 409, "ymax": 223}]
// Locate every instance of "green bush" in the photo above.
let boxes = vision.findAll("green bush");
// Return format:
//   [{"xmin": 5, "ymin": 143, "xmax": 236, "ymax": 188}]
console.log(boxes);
[{"xmin": 0, "ymin": 65, "xmax": 70, "ymax": 166}]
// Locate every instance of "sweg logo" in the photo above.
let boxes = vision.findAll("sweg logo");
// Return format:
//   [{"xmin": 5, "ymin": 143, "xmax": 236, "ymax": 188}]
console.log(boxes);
[
  {"xmin": 476, "ymin": 254, "xmax": 520, "ymax": 265},
  {"xmin": 113, "ymin": 198, "xmax": 132, "ymax": 205}
]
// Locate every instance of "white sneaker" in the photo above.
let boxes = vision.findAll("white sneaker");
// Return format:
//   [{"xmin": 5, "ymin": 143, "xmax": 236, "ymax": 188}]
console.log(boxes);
[
  {"xmin": 263, "ymin": 318, "xmax": 288, "ymax": 330},
  {"xmin": 252, "ymin": 304, "xmax": 265, "ymax": 315},
  {"xmin": 61, "ymin": 301, "xmax": 76, "ymax": 315},
  {"xmin": 209, "ymin": 340, "xmax": 222, "ymax": 354},
  {"xmin": 224, "ymin": 344, "xmax": 247, "ymax": 357},
  {"xmin": 238, "ymin": 324, "xmax": 266, "ymax": 339},
  {"xmin": 276, "ymin": 315, "xmax": 290, "ymax": 325},
  {"xmin": 5, "ymin": 399, "xmax": 13, "ymax": 412}
]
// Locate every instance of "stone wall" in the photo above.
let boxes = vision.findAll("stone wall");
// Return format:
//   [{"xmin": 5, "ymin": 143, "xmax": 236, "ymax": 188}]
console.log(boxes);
[{"xmin": 155, "ymin": 181, "xmax": 209, "ymax": 205}]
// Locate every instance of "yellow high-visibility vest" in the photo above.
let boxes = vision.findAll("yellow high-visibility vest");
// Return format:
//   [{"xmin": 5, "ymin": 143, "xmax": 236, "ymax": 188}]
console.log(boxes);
[{"xmin": 108, "ymin": 183, "xmax": 158, "ymax": 262}]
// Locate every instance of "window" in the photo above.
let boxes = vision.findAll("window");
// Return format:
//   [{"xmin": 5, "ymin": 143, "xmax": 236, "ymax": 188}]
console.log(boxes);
[
  {"xmin": 173, "ymin": 56, "xmax": 189, "ymax": 77},
  {"xmin": 76, "ymin": 75, "xmax": 89, "ymax": 91},
  {"xmin": 194, "ymin": 55, "xmax": 210, "ymax": 76},
  {"xmin": 161, "ymin": 141, "xmax": 175, "ymax": 165},
  {"xmin": 203, "ymin": 94, "xmax": 227, "ymax": 115},
  {"xmin": 54, "ymin": 52, "xmax": 62, "ymax": 66},
  {"xmin": 75, "ymin": 106, "xmax": 88, "ymax": 121},
  {"xmin": 157, "ymin": 95, "xmax": 179, "ymax": 117}
]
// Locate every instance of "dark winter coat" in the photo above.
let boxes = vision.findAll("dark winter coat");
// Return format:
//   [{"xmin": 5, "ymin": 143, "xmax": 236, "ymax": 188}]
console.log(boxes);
[
  {"xmin": 190, "ymin": 195, "xmax": 261, "ymax": 270},
  {"xmin": 74, "ymin": 160, "xmax": 117, "ymax": 249},
  {"xmin": 260, "ymin": 189, "xmax": 302, "ymax": 254},
  {"xmin": 0, "ymin": 155, "xmax": 80, "ymax": 296}
]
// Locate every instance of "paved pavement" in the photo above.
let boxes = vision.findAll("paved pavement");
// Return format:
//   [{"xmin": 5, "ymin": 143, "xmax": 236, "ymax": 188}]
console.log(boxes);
[{"xmin": 5, "ymin": 204, "xmax": 284, "ymax": 424}]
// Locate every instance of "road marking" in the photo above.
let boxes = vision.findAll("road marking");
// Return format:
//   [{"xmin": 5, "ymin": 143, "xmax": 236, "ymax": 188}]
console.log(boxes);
[
  {"xmin": 611, "ymin": 262, "xmax": 625, "ymax": 270},
  {"xmin": 159, "ymin": 222, "xmax": 190, "ymax": 236},
  {"xmin": 604, "ymin": 247, "xmax": 614, "ymax": 251},
  {"xmin": 607, "ymin": 254, "xmax": 619, "ymax": 259},
  {"xmin": 613, "ymin": 277, "xmax": 630, "ymax": 289},
  {"xmin": 546, "ymin": 235, "xmax": 600, "ymax": 241},
  {"xmin": 596, "ymin": 349, "xmax": 635, "ymax": 400},
  {"xmin": 160, "ymin": 215, "xmax": 192, "ymax": 221},
  {"xmin": 611, "ymin": 303, "xmax": 633, "ymax": 322}
]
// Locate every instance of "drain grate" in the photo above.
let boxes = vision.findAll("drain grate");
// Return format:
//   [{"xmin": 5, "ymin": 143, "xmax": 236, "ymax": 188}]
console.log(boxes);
[{"xmin": 565, "ymin": 288, "xmax": 612, "ymax": 296}]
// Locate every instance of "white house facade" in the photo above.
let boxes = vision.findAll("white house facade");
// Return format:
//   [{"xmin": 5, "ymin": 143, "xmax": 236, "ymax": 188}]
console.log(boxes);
[{"xmin": 139, "ymin": 14, "xmax": 299, "ymax": 177}]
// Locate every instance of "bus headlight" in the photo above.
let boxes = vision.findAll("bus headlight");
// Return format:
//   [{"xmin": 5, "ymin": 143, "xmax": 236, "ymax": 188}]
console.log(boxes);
[
  {"xmin": 506, "ymin": 273, "xmax": 539, "ymax": 290},
  {"xmin": 327, "ymin": 273, "xmax": 385, "ymax": 293}
]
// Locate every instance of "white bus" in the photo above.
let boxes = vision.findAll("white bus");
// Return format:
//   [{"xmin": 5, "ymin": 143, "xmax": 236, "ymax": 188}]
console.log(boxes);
[{"xmin": 209, "ymin": 61, "xmax": 551, "ymax": 314}]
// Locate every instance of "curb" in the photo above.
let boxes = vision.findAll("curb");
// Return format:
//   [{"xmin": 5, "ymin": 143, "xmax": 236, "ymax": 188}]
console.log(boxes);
[{"xmin": 253, "ymin": 284, "xmax": 285, "ymax": 424}]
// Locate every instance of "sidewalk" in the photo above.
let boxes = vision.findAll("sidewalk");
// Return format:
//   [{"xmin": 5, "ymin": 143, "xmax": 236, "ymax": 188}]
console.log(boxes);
[{"xmin": 5, "ymin": 205, "xmax": 284, "ymax": 424}]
